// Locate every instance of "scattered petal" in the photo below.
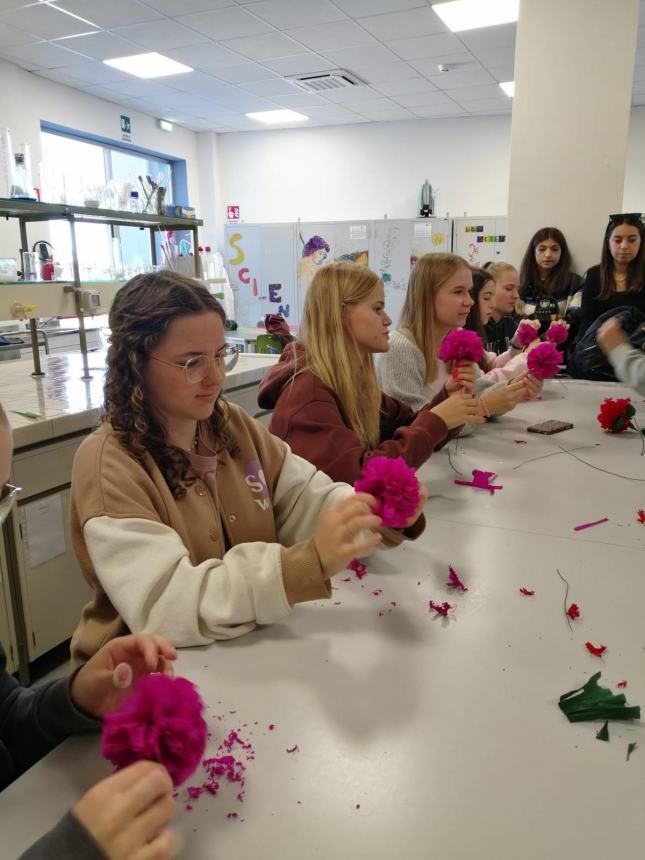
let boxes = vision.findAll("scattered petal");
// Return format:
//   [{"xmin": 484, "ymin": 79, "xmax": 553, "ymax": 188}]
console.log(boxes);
[
  {"xmin": 585, "ymin": 642, "xmax": 606, "ymax": 658},
  {"xmin": 447, "ymin": 564, "xmax": 468, "ymax": 591},
  {"xmin": 514, "ymin": 439, "xmax": 528, "ymax": 445},
  {"xmin": 348, "ymin": 558, "xmax": 367, "ymax": 580},
  {"xmin": 519, "ymin": 588, "xmax": 535, "ymax": 596},
  {"xmin": 371, "ymin": 589, "xmax": 383, "ymax": 597},
  {"xmin": 637, "ymin": 509, "xmax": 645, "ymax": 525},
  {"xmin": 286, "ymin": 745, "xmax": 299, "ymax": 754},
  {"xmin": 428, "ymin": 600, "xmax": 453, "ymax": 617},
  {"xmin": 566, "ymin": 603, "xmax": 580, "ymax": 620},
  {"xmin": 268, "ymin": 724, "xmax": 275, "ymax": 731},
  {"xmin": 617, "ymin": 681, "xmax": 628, "ymax": 689}
]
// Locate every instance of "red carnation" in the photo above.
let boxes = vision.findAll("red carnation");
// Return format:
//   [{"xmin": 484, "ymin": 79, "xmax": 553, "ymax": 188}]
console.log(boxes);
[{"xmin": 596, "ymin": 398, "xmax": 636, "ymax": 433}]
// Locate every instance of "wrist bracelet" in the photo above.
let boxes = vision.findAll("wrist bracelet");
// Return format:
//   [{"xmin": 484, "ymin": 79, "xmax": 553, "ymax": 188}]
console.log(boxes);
[{"xmin": 510, "ymin": 341, "xmax": 522, "ymax": 350}]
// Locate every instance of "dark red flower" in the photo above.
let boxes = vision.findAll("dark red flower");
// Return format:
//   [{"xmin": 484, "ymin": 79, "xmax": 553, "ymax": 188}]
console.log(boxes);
[
  {"xmin": 566, "ymin": 603, "xmax": 580, "ymax": 620},
  {"xmin": 597, "ymin": 397, "xmax": 635, "ymax": 433}
]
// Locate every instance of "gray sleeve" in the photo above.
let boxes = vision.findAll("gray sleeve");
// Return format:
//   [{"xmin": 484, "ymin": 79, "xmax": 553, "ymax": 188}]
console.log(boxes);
[
  {"xmin": 18, "ymin": 811, "xmax": 106, "ymax": 860},
  {"xmin": 608, "ymin": 343, "xmax": 645, "ymax": 396},
  {"xmin": 377, "ymin": 333, "xmax": 427, "ymax": 412}
]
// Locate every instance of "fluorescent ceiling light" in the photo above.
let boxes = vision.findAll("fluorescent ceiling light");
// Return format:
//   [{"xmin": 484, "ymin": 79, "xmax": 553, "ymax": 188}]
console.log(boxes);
[
  {"xmin": 104, "ymin": 52, "xmax": 193, "ymax": 79},
  {"xmin": 432, "ymin": 0, "xmax": 518, "ymax": 32},
  {"xmin": 499, "ymin": 80, "xmax": 515, "ymax": 97},
  {"xmin": 245, "ymin": 109, "xmax": 309, "ymax": 124}
]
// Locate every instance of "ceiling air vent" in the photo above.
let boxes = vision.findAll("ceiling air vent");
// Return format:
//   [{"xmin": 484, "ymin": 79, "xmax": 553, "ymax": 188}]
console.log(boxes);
[{"xmin": 287, "ymin": 69, "xmax": 365, "ymax": 93}]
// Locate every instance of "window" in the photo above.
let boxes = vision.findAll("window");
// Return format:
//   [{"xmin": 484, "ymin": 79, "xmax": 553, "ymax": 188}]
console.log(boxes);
[{"xmin": 40, "ymin": 129, "xmax": 176, "ymax": 280}]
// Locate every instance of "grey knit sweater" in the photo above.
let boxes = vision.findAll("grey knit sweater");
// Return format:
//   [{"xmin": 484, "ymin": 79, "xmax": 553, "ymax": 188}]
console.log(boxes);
[{"xmin": 377, "ymin": 329, "xmax": 497, "ymax": 412}]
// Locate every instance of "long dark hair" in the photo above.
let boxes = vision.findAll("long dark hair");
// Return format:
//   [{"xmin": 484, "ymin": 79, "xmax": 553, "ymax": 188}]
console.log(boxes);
[
  {"xmin": 519, "ymin": 227, "xmax": 573, "ymax": 299},
  {"xmin": 597, "ymin": 215, "xmax": 645, "ymax": 300},
  {"xmin": 104, "ymin": 271, "xmax": 235, "ymax": 499},
  {"xmin": 465, "ymin": 268, "xmax": 494, "ymax": 369}
]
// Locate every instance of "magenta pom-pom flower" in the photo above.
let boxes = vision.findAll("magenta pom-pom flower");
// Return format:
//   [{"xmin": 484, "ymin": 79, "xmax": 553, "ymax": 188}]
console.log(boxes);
[
  {"xmin": 354, "ymin": 455, "xmax": 420, "ymax": 528},
  {"xmin": 438, "ymin": 329, "xmax": 484, "ymax": 364},
  {"xmin": 526, "ymin": 341, "xmax": 562, "ymax": 379},
  {"xmin": 515, "ymin": 321, "xmax": 539, "ymax": 347},
  {"xmin": 102, "ymin": 674, "xmax": 208, "ymax": 787},
  {"xmin": 546, "ymin": 321, "xmax": 568, "ymax": 345}
]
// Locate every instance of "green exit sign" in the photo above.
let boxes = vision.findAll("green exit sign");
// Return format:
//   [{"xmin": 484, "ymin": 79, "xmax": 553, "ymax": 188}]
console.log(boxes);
[{"xmin": 121, "ymin": 115, "xmax": 131, "ymax": 140}]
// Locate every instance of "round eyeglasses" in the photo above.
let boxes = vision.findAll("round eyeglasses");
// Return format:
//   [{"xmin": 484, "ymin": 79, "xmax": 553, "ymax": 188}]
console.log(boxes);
[
  {"xmin": 0, "ymin": 483, "xmax": 21, "ymax": 527},
  {"xmin": 150, "ymin": 345, "xmax": 239, "ymax": 383}
]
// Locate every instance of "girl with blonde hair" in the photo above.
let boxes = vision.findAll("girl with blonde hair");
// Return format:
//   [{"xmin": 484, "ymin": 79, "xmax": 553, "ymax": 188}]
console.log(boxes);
[
  {"xmin": 258, "ymin": 262, "xmax": 483, "ymax": 483},
  {"xmin": 378, "ymin": 254, "xmax": 536, "ymax": 415}
]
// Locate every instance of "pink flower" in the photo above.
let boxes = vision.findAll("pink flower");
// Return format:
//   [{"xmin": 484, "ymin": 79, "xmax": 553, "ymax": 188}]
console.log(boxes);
[
  {"xmin": 515, "ymin": 321, "xmax": 539, "ymax": 347},
  {"xmin": 526, "ymin": 342, "xmax": 562, "ymax": 379},
  {"xmin": 102, "ymin": 674, "xmax": 207, "ymax": 787},
  {"xmin": 546, "ymin": 321, "xmax": 568, "ymax": 345},
  {"xmin": 354, "ymin": 456, "xmax": 420, "ymax": 528},
  {"xmin": 438, "ymin": 329, "xmax": 484, "ymax": 363}
]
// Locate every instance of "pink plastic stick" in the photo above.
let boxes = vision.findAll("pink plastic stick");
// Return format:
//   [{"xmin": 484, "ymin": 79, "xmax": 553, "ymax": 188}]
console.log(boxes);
[{"xmin": 574, "ymin": 517, "xmax": 609, "ymax": 532}]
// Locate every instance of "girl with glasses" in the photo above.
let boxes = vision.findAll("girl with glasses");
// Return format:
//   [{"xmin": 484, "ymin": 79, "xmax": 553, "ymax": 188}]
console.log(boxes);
[
  {"xmin": 578, "ymin": 214, "xmax": 645, "ymax": 340},
  {"xmin": 70, "ymin": 271, "xmax": 424, "ymax": 664}
]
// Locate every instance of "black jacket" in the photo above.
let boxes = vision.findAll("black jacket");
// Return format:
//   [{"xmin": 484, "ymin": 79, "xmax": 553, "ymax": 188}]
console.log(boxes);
[{"xmin": 483, "ymin": 313, "xmax": 519, "ymax": 355}]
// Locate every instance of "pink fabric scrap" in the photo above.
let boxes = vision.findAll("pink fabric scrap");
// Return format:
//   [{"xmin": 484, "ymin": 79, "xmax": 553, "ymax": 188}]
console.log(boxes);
[{"xmin": 454, "ymin": 469, "xmax": 503, "ymax": 495}]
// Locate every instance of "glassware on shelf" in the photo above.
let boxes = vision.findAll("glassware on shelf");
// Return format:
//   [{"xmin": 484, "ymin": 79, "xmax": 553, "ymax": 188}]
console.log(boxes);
[{"xmin": 1, "ymin": 129, "xmax": 35, "ymax": 199}]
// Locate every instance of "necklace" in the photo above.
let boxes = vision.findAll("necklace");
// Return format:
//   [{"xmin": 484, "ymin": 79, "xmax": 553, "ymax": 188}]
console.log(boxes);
[{"xmin": 186, "ymin": 423, "xmax": 200, "ymax": 454}]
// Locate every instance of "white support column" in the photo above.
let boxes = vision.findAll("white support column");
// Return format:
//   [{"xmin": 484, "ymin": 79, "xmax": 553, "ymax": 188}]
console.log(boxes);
[{"xmin": 506, "ymin": 0, "xmax": 639, "ymax": 271}]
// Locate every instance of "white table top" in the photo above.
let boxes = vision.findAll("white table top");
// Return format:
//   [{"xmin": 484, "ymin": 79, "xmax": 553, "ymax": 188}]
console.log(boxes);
[
  {"xmin": 1, "ymin": 350, "xmax": 278, "ymax": 449},
  {"xmin": 2, "ymin": 379, "xmax": 645, "ymax": 859}
]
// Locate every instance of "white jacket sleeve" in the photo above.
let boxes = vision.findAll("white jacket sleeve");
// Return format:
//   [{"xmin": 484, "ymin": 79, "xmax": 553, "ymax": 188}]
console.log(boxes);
[
  {"xmin": 82, "ymin": 451, "xmax": 353, "ymax": 646},
  {"xmin": 608, "ymin": 343, "xmax": 645, "ymax": 396}
]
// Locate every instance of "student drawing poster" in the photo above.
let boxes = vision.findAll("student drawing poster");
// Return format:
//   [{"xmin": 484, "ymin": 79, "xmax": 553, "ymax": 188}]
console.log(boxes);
[
  {"xmin": 297, "ymin": 222, "xmax": 369, "ymax": 301},
  {"xmin": 226, "ymin": 224, "xmax": 297, "ymax": 327}
]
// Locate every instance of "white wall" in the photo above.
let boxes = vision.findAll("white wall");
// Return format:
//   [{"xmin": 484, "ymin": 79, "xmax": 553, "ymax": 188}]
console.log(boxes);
[
  {"xmin": 0, "ymin": 59, "xmax": 201, "ymax": 258},
  {"xmin": 214, "ymin": 114, "xmax": 512, "ymax": 240},
  {"xmin": 215, "ymin": 106, "xmax": 645, "ymax": 267},
  {"xmin": 623, "ymin": 105, "xmax": 645, "ymax": 213}
]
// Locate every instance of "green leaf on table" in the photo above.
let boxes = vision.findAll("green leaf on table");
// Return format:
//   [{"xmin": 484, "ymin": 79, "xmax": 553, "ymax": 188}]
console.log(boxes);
[
  {"xmin": 627, "ymin": 742, "xmax": 637, "ymax": 761},
  {"xmin": 559, "ymin": 672, "xmax": 641, "ymax": 723}
]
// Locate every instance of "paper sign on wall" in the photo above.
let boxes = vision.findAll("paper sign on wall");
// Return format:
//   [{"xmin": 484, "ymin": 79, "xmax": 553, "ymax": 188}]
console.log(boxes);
[
  {"xmin": 227, "ymin": 205, "xmax": 240, "ymax": 221},
  {"xmin": 21, "ymin": 495, "xmax": 66, "ymax": 568},
  {"xmin": 414, "ymin": 222, "xmax": 432, "ymax": 239},
  {"xmin": 349, "ymin": 224, "xmax": 367, "ymax": 241}
]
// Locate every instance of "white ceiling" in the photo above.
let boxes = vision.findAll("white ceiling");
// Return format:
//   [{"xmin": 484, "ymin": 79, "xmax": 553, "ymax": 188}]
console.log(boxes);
[{"xmin": 1, "ymin": 0, "xmax": 645, "ymax": 133}]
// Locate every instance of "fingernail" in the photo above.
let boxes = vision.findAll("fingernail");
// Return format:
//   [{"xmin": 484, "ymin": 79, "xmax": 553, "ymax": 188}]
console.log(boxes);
[{"xmin": 112, "ymin": 662, "xmax": 133, "ymax": 690}]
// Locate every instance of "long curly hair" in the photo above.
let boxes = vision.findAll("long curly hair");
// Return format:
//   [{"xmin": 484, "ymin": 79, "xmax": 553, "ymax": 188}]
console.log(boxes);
[{"xmin": 104, "ymin": 271, "xmax": 235, "ymax": 499}]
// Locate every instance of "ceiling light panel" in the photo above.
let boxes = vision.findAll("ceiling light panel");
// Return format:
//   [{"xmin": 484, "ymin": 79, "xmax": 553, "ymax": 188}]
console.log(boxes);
[
  {"xmin": 432, "ymin": 0, "xmax": 519, "ymax": 33},
  {"xmin": 104, "ymin": 51, "xmax": 193, "ymax": 79}
]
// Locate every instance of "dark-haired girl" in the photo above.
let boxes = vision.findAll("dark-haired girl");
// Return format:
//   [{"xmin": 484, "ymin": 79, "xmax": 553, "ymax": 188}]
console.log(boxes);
[
  {"xmin": 518, "ymin": 227, "xmax": 583, "ymax": 334},
  {"xmin": 578, "ymin": 214, "xmax": 645, "ymax": 339}
]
